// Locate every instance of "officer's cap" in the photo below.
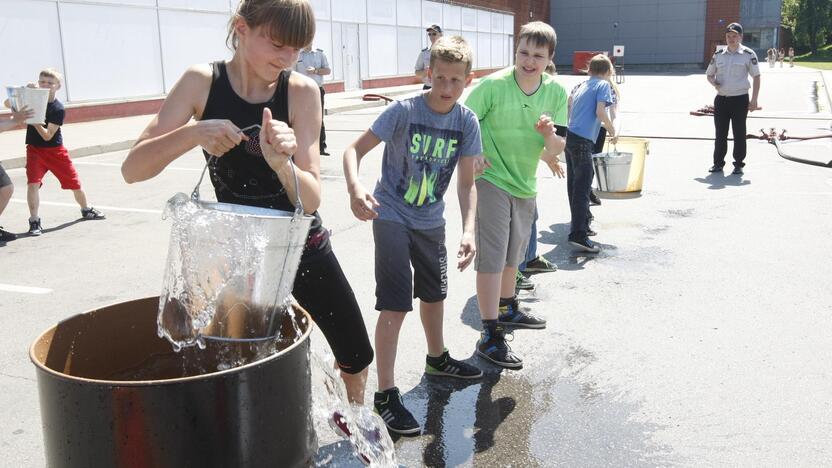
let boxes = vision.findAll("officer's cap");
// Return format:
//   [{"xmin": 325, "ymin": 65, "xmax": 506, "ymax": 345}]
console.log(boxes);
[{"xmin": 726, "ymin": 23, "xmax": 743, "ymax": 35}]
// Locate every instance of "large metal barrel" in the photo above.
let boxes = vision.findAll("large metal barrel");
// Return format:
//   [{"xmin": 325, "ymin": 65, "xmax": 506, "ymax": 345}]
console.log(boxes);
[{"xmin": 29, "ymin": 296, "xmax": 315, "ymax": 468}]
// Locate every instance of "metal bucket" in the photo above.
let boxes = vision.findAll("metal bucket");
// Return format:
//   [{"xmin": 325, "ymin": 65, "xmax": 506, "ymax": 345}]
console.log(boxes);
[
  {"xmin": 593, "ymin": 137, "xmax": 649, "ymax": 193},
  {"xmin": 5, "ymin": 86, "xmax": 50, "ymax": 124},
  {"xmin": 29, "ymin": 296, "xmax": 316, "ymax": 468}
]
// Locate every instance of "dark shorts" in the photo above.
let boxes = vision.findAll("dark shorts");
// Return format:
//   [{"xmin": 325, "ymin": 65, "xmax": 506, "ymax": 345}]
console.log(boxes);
[
  {"xmin": 0, "ymin": 162, "xmax": 11, "ymax": 189},
  {"xmin": 26, "ymin": 145, "xmax": 81, "ymax": 190},
  {"xmin": 373, "ymin": 219, "xmax": 447, "ymax": 312},
  {"xmin": 292, "ymin": 249, "xmax": 374, "ymax": 374}
]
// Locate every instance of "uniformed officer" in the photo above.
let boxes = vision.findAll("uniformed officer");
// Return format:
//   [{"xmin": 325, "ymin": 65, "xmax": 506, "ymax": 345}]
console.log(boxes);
[
  {"xmin": 706, "ymin": 22, "xmax": 761, "ymax": 175},
  {"xmin": 295, "ymin": 45, "xmax": 332, "ymax": 155},
  {"xmin": 415, "ymin": 24, "xmax": 442, "ymax": 90}
]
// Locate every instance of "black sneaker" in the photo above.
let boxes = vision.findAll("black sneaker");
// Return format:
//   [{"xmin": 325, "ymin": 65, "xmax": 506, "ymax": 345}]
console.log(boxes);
[
  {"xmin": 425, "ymin": 350, "xmax": 483, "ymax": 379},
  {"xmin": 515, "ymin": 271, "xmax": 535, "ymax": 291},
  {"xmin": 81, "ymin": 207, "xmax": 105, "ymax": 220},
  {"xmin": 0, "ymin": 227, "xmax": 16, "ymax": 242},
  {"xmin": 569, "ymin": 237, "xmax": 600, "ymax": 253},
  {"xmin": 524, "ymin": 256, "xmax": 557, "ymax": 273},
  {"xmin": 731, "ymin": 166, "xmax": 744, "ymax": 175},
  {"xmin": 476, "ymin": 326, "xmax": 522, "ymax": 369},
  {"xmin": 374, "ymin": 387, "xmax": 420, "ymax": 435},
  {"xmin": 589, "ymin": 190, "xmax": 602, "ymax": 206},
  {"xmin": 498, "ymin": 298, "xmax": 546, "ymax": 329},
  {"xmin": 708, "ymin": 165, "xmax": 724, "ymax": 173},
  {"xmin": 28, "ymin": 218, "xmax": 42, "ymax": 236}
]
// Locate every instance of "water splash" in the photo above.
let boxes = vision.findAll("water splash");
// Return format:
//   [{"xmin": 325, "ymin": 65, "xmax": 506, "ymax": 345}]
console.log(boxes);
[{"xmin": 311, "ymin": 351, "xmax": 398, "ymax": 467}]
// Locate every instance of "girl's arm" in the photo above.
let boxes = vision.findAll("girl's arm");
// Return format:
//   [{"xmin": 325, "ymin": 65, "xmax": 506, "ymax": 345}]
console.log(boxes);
[
  {"xmin": 122, "ymin": 65, "xmax": 243, "ymax": 183},
  {"xmin": 281, "ymin": 73, "xmax": 325, "ymax": 214}
]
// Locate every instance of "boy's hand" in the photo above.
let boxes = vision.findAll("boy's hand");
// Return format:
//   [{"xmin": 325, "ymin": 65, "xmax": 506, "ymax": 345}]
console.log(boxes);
[
  {"xmin": 535, "ymin": 114, "xmax": 555, "ymax": 137},
  {"xmin": 608, "ymin": 129, "xmax": 618, "ymax": 145},
  {"xmin": 541, "ymin": 152, "xmax": 565, "ymax": 178},
  {"xmin": 473, "ymin": 155, "xmax": 490, "ymax": 176},
  {"xmin": 196, "ymin": 119, "xmax": 244, "ymax": 157},
  {"xmin": 11, "ymin": 106, "xmax": 34, "ymax": 123},
  {"xmin": 260, "ymin": 107, "xmax": 297, "ymax": 171},
  {"xmin": 348, "ymin": 183, "xmax": 379, "ymax": 221},
  {"xmin": 457, "ymin": 232, "xmax": 476, "ymax": 271}
]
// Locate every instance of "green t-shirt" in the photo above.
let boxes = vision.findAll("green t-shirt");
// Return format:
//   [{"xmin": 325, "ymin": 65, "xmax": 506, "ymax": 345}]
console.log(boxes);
[{"xmin": 465, "ymin": 67, "xmax": 568, "ymax": 198}]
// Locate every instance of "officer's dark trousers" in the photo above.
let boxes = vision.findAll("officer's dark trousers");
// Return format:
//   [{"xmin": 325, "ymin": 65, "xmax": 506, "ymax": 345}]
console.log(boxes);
[
  {"xmin": 713, "ymin": 94, "xmax": 749, "ymax": 168},
  {"xmin": 319, "ymin": 86, "xmax": 327, "ymax": 152}
]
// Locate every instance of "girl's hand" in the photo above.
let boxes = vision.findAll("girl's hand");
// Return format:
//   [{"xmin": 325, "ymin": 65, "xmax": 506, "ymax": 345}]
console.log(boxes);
[
  {"xmin": 260, "ymin": 107, "xmax": 297, "ymax": 171},
  {"xmin": 196, "ymin": 119, "xmax": 244, "ymax": 157},
  {"xmin": 11, "ymin": 106, "xmax": 34, "ymax": 123}
]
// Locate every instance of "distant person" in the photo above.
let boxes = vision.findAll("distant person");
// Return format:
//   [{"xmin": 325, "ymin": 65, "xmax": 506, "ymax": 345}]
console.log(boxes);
[
  {"xmin": 788, "ymin": 47, "xmax": 795, "ymax": 67},
  {"xmin": 343, "ymin": 35, "xmax": 483, "ymax": 435},
  {"xmin": 0, "ymin": 106, "xmax": 34, "ymax": 241},
  {"xmin": 3, "ymin": 69, "xmax": 105, "ymax": 237},
  {"xmin": 415, "ymin": 25, "xmax": 443, "ymax": 90},
  {"xmin": 565, "ymin": 54, "xmax": 617, "ymax": 253},
  {"xmin": 778, "ymin": 48, "xmax": 785, "ymax": 68},
  {"xmin": 767, "ymin": 48, "xmax": 776, "ymax": 68},
  {"xmin": 295, "ymin": 45, "xmax": 331, "ymax": 155},
  {"xmin": 706, "ymin": 22, "xmax": 760, "ymax": 176}
]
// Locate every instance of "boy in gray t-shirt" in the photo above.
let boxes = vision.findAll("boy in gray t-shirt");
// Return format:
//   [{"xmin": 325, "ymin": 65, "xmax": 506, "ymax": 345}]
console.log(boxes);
[{"xmin": 343, "ymin": 36, "xmax": 483, "ymax": 436}]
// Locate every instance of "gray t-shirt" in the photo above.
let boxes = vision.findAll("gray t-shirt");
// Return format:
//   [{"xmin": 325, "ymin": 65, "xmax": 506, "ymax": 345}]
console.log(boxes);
[{"xmin": 370, "ymin": 94, "xmax": 482, "ymax": 229}]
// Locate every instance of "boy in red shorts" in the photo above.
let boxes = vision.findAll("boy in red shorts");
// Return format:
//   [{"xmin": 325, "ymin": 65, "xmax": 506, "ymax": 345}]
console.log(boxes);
[{"xmin": 8, "ymin": 69, "xmax": 105, "ymax": 235}]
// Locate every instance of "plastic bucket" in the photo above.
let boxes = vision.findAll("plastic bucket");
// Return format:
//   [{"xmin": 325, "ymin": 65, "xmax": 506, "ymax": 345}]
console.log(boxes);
[
  {"xmin": 593, "ymin": 137, "xmax": 649, "ymax": 193},
  {"xmin": 5, "ymin": 86, "xmax": 49, "ymax": 124},
  {"xmin": 159, "ymin": 194, "xmax": 314, "ymax": 347},
  {"xmin": 29, "ymin": 296, "xmax": 316, "ymax": 468}
]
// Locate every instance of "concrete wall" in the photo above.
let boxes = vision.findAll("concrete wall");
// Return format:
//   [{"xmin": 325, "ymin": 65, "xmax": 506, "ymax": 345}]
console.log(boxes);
[{"xmin": 550, "ymin": 0, "xmax": 707, "ymax": 66}]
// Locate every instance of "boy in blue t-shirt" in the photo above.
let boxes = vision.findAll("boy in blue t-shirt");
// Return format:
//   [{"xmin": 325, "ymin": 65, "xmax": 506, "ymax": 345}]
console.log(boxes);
[
  {"xmin": 566, "ymin": 55, "xmax": 617, "ymax": 253},
  {"xmin": 343, "ymin": 36, "xmax": 483, "ymax": 436}
]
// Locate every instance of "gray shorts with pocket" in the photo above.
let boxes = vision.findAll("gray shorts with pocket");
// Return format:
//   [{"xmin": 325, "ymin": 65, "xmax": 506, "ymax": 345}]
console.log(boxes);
[
  {"xmin": 474, "ymin": 178, "xmax": 536, "ymax": 273},
  {"xmin": 373, "ymin": 219, "xmax": 447, "ymax": 312}
]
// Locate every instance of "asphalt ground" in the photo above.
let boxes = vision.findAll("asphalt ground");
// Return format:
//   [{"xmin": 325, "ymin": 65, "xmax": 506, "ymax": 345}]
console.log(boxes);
[{"xmin": 1, "ymin": 65, "xmax": 831, "ymax": 466}]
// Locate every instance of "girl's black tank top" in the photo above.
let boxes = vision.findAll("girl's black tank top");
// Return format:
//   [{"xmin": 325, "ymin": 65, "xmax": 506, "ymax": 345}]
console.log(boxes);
[{"xmin": 201, "ymin": 61, "xmax": 330, "ymax": 259}]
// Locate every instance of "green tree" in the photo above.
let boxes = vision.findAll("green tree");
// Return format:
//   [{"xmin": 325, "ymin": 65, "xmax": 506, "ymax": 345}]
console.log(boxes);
[{"xmin": 782, "ymin": 0, "xmax": 832, "ymax": 54}]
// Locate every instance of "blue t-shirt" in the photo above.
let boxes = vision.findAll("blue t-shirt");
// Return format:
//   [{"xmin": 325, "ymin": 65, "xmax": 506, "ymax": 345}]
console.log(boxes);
[
  {"xmin": 369, "ymin": 94, "xmax": 482, "ymax": 229},
  {"xmin": 568, "ymin": 78, "xmax": 612, "ymax": 141}
]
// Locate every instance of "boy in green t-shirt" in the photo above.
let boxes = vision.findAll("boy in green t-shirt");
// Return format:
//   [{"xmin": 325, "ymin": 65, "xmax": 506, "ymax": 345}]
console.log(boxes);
[{"xmin": 464, "ymin": 21, "xmax": 567, "ymax": 368}]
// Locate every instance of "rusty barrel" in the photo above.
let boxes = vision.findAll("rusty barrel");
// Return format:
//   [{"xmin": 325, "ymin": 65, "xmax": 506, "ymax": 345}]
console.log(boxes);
[{"xmin": 29, "ymin": 296, "xmax": 315, "ymax": 468}]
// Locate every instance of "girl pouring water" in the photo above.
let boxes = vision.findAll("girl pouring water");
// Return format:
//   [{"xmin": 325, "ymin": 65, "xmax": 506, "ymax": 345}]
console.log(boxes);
[{"xmin": 121, "ymin": 0, "xmax": 375, "ymax": 459}]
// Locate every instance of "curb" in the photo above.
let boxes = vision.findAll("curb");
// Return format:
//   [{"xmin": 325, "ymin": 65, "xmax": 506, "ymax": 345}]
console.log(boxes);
[{"xmin": 0, "ymin": 94, "xmax": 411, "ymax": 170}]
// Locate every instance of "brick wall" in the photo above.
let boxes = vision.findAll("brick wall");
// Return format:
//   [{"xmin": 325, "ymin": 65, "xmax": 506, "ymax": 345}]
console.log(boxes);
[{"xmin": 704, "ymin": 0, "xmax": 741, "ymax": 65}]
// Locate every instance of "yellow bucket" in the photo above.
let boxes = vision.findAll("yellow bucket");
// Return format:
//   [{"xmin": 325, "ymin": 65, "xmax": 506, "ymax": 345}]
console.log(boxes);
[{"xmin": 595, "ymin": 137, "xmax": 650, "ymax": 192}]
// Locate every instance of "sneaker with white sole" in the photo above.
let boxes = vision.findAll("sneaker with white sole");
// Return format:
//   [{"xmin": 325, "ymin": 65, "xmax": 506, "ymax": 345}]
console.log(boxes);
[
  {"xmin": 81, "ymin": 207, "xmax": 106, "ymax": 220},
  {"xmin": 374, "ymin": 387, "xmax": 420, "ymax": 435},
  {"xmin": 28, "ymin": 218, "xmax": 43, "ymax": 236},
  {"xmin": 425, "ymin": 349, "xmax": 483, "ymax": 379}
]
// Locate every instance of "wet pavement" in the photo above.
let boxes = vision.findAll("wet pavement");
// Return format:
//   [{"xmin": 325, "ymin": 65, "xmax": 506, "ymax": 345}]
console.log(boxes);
[{"xmin": 2, "ymin": 64, "xmax": 832, "ymax": 466}]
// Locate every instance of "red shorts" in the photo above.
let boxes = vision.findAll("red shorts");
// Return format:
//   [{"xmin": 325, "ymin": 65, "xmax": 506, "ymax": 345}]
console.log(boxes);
[{"xmin": 26, "ymin": 145, "xmax": 82, "ymax": 190}]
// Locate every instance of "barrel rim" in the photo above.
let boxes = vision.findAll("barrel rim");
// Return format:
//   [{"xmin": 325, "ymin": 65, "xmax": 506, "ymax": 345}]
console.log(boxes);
[{"xmin": 28, "ymin": 296, "xmax": 314, "ymax": 387}]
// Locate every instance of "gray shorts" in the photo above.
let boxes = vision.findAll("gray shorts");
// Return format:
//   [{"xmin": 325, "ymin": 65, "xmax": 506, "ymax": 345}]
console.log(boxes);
[
  {"xmin": 474, "ymin": 179, "xmax": 536, "ymax": 273},
  {"xmin": 0, "ymin": 162, "xmax": 11, "ymax": 189},
  {"xmin": 373, "ymin": 219, "xmax": 447, "ymax": 312}
]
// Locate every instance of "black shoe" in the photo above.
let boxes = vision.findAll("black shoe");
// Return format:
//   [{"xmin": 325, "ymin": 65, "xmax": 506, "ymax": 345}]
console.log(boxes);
[
  {"xmin": 81, "ymin": 207, "xmax": 105, "ymax": 220},
  {"xmin": 498, "ymin": 298, "xmax": 546, "ymax": 329},
  {"xmin": 28, "ymin": 218, "xmax": 42, "ymax": 236},
  {"xmin": 515, "ymin": 271, "xmax": 535, "ymax": 291},
  {"xmin": 374, "ymin": 387, "xmax": 420, "ymax": 435},
  {"xmin": 731, "ymin": 166, "xmax": 744, "ymax": 175},
  {"xmin": 425, "ymin": 349, "xmax": 483, "ymax": 379},
  {"xmin": 320, "ymin": 150, "xmax": 331, "ymax": 156},
  {"xmin": 476, "ymin": 326, "xmax": 522, "ymax": 368},
  {"xmin": 589, "ymin": 190, "xmax": 602, "ymax": 206},
  {"xmin": 708, "ymin": 165, "xmax": 724, "ymax": 173},
  {"xmin": 0, "ymin": 227, "xmax": 16, "ymax": 242},
  {"xmin": 524, "ymin": 255, "xmax": 558, "ymax": 273},
  {"xmin": 569, "ymin": 237, "xmax": 600, "ymax": 253},
  {"xmin": 587, "ymin": 228, "xmax": 597, "ymax": 237}
]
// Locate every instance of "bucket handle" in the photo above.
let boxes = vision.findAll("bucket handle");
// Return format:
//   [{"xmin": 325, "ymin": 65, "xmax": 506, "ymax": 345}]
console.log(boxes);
[{"xmin": 191, "ymin": 124, "xmax": 305, "ymax": 217}]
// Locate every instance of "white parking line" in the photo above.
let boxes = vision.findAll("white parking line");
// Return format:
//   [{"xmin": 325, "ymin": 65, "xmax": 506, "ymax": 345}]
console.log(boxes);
[
  {"xmin": 0, "ymin": 283, "xmax": 52, "ymax": 294},
  {"xmin": 9, "ymin": 199, "xmax": 163, "ymax": 214}
]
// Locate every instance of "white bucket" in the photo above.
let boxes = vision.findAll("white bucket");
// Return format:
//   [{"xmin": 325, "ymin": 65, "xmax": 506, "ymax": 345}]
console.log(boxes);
[{"xmin": 6, "ymin": 86, "xmax": 50, "ymax": 124}]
